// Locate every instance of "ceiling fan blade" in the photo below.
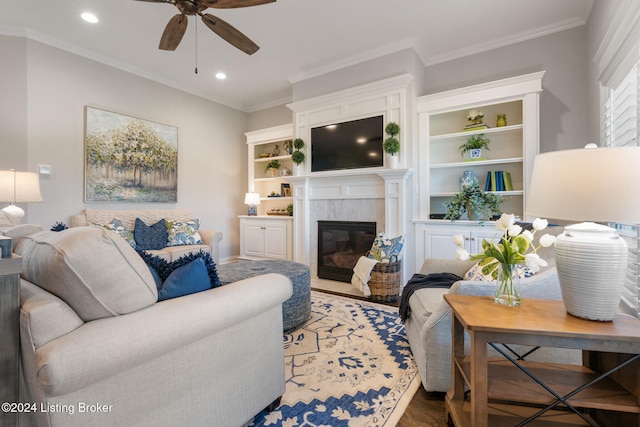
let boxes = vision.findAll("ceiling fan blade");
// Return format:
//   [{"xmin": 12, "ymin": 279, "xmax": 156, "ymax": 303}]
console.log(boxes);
[
  {"xmin": 133, "ymin": 0, "xmax": 176, "ymax": 3},
  {"xmin": 201, "ymin": 13, "xmax": 259, "ymax": 55},
  {"xmin": 159, "ymin": 14, "xmax": 188, "ymax": 51},
  {"xmin": 202, "ymin": 0, "xmax": 275, "ymax": 9}
]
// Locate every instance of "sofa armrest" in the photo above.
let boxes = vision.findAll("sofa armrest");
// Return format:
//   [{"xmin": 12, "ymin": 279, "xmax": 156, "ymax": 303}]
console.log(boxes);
[
  {"xmin": 31, "ymin": 273, "xmax": 292, "ymax": 396},
  {"xmin": 199, "ymin": 229, "xmax": 223, "ymax": 264}
]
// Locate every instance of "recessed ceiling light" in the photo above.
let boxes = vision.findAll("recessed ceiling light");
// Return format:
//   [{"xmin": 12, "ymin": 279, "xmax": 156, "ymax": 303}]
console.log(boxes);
[
  {"xmin": 356, "ymin": 137, "xmax": 367, "ymax": 144},
  {"xmin": 81, "ymin": 12, "xmax": 98, "ymax": 24},
  {"xmin": 215, "ymin": 72, "xmax": 227, "ymax": 80}
]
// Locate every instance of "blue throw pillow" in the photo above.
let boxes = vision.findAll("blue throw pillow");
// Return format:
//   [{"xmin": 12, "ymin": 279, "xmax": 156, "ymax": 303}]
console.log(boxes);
[
  {"xmin": 137, "ymin": 249, "xmax": 221, "ymax": 301},
  {"xmin": 157, "ymin": 258, "xmax": 211, "ymax": 301},
  {"xmin": 134, "ymin": 218, "xmax": 168, "ymax": 251}
]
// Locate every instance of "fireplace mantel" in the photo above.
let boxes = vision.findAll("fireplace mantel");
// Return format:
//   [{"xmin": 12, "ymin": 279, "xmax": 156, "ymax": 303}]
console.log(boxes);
[{"xmin": 287, "ymin": 74, "xmax": 415, "ymax": 287}]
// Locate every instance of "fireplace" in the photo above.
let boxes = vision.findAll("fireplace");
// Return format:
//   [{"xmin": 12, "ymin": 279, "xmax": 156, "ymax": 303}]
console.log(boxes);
[{"xmin": 317, "ymin": 221, "xmax": 376, "ymax": 282}]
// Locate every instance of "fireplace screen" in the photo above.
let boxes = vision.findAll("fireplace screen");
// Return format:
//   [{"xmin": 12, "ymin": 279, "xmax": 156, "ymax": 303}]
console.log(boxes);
[{"xmin": 317, "ymin": 221, "xmax": 376, "ymax": 282}]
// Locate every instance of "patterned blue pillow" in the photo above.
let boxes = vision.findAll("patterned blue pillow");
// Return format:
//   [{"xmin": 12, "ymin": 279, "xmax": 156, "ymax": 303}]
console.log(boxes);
[
  {"xmin": 464, "ymin": 259, "xmax": 535, "ymax": 281},
  {"xmin": 134, "ymin": 218, "xmax": 167, "ymax": 251},
  {"xmin": 92, "ymin": 218, "xmax": 136, "ymax": 249},
  {"xmin": 367, "ymin": 232, "xmax": 404, "ymax": 261},
  {"xmin": 166, "ymin": 219, "xmax": 203, "ymax": 246}
]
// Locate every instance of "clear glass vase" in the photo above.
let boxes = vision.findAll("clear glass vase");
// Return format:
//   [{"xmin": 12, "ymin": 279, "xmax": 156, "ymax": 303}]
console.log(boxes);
[{"xmin": 494, "ymin": 263, "xmax": 522, "ymax": 306}]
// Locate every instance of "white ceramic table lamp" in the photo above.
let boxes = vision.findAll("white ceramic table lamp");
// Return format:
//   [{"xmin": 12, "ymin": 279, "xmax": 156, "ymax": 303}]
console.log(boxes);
[
  {"xmin": 244, "ymin": 192, "xmax": 260, "ymax": 216},
  {"xmin": 527, "ymin": 146, "xmax": 640, "ymax": 321},
  {"xmin": 0, "ymin": 170, "xmax": 43, "ymax": 219}
]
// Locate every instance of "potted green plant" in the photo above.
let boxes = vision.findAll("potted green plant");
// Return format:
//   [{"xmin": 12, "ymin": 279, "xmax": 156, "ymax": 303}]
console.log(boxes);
[
  {"xmin": 459, "ymin": 134, "xmax": 491, "ymax": 161},
  {"xmin": 444, "ymin": 181, "xmax": 502, "ymax": 221},
  {"xmin": 383, "ymin": 122, "xmax": 400, "ymax": 168},
  {"xmin": 264, "ymin": 159, "xmax": 281, "ymax": 177},
  {"xmin": 291, "ymin": 138, "xmax": 305, "ymax": 175}
]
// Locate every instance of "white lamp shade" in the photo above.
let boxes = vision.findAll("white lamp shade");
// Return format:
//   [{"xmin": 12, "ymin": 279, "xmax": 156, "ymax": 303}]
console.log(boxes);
[
  {"xmin": 0, "ymin": 170, "xmax": 44, "ymax": 203},
  {"xmin": 244, "ymin": 192, "xmax": 260, "ymax": 206},
  {"xmin": 527, "ymin": 147, "xmax": 640, "ymax": 224},
  {"xmin": 526, "ymin": 147, "xmax": 640, "ymax": 321}
]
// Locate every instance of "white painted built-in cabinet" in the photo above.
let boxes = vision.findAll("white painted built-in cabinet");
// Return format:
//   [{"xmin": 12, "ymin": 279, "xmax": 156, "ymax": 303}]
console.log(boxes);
[
  {"xmin": 241, "ymin": 124, "xmax": 295, "ymax": 261},
  {"xmin": 239, "ymin": 216, "xmax": 293, "ymax": 260},
  {"xmin": 413, "ymin": 72, "xmax": 544, "ymax": 267}
]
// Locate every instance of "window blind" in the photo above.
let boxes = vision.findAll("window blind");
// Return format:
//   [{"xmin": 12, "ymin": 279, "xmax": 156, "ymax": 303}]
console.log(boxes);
[{"xmin": 603, "ymin": 64, "xmax": 640, "ymax": 317}]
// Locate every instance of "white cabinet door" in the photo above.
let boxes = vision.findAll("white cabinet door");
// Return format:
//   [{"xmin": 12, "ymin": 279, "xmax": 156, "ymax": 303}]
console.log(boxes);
[
  {"xmin": 264, "ymin": 223, "xmax": 287, "ymax": 259},
  {"xmin": 239, "ymin": 216, "xmax": 293, "ymax": 260},
  {"xmin": 243, "ymin": 221, "xmax": 266, "ymax": 258},
  {"xmin": 422, "ymin": 222, "xmax": 499, "ymax": 260}
]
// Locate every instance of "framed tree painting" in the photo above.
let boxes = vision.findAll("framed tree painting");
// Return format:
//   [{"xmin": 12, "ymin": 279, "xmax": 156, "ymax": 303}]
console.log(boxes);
[{"xmin": 84, "ymin": 106, "xmax": 178, "ymax": 202}]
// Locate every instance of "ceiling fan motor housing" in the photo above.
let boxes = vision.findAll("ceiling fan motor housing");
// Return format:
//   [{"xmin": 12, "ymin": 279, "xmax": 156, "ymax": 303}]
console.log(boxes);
[{"xmin": 176, "ymin": 0, "xmax": 206, "ymax": 15}]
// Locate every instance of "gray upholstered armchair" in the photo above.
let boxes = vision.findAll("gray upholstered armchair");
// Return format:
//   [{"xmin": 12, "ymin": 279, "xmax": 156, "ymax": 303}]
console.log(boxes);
[{"xmin": 403, "ymin": 225, "xmax": 582, "ymax": 392}]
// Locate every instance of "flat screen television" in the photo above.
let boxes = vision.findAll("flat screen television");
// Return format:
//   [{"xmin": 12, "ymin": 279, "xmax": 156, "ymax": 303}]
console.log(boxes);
[{"xmin": 311, "ymin": 115, "xmax": 384, "ymax": 172}]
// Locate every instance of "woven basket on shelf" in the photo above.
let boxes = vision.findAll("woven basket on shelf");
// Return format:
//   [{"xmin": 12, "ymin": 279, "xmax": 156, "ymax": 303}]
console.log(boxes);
[{"xmin": 368, "ymin": 255, "xmax": 401, "ymax": 303}]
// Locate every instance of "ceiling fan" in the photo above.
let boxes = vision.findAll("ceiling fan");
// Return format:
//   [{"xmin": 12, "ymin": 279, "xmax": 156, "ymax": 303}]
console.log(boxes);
[{"xmin": 135, "ymin": 0, "xmax": 275, "ymax": 55}]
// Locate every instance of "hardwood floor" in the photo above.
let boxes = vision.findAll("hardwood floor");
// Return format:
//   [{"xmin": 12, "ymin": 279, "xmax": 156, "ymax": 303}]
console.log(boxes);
[
  {"xmin": 312, "ymin": 287, "xmax": 449, "ymax": 426},
  {"xmin": 398, "ymin": 388, "xmax": 448, "ymax": 427}
]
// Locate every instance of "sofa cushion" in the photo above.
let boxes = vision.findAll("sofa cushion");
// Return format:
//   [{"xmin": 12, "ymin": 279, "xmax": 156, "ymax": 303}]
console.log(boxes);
[
  {"xmin": 134, "ymin": 218, "xmax": 167, "ymax": 251},
  {"xmin": 150, "ymin": 244, "xmax": 211, "ymax": 262},
  {"xmin": 16, "ymin": 227, "xmax": 157, "ymax": 321}
]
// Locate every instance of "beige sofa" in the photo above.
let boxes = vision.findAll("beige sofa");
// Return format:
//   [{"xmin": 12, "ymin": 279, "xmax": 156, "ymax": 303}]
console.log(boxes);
[
  {"xmin": 69, "ymin": 208, "xmax": 223, "ymax": 264},
  {"xmin": 403, "ymin": 225, "xmax": 582, "ymax": 392},
  {"xmin": 16, "ymin": 226, "xmax": 292, "ymax": 427}
]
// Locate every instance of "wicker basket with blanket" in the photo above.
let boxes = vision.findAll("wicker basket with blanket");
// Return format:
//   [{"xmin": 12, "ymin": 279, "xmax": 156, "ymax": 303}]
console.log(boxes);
[{"xmin": 368, "ymin": 255, "xmax": 401, "ymax": 302}]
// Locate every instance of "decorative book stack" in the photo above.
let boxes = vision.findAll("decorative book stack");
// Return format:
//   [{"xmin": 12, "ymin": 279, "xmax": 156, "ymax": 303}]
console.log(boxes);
[
  {"xmin": 463, "ymin": 123, "xmax": 490, "ymax": 132},
  {"xmin": 485, "ymin": 171, "xmax": 513, "ymax": 192}
]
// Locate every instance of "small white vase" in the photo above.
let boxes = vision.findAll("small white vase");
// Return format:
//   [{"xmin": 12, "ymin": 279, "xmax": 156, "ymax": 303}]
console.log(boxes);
[
  {"xmin": 387, "ymin": 154, "xmax": 398, "ymax": 169},
  {"xmin": 294, "ymin": 164, "xmax": 304, "ymax": 176}
]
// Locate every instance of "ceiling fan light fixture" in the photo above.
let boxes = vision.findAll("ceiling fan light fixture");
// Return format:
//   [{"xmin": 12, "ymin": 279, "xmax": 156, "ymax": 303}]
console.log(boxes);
[{"xmin": 81, "ymin": 12, "xmax": 99, "ymax": 24}]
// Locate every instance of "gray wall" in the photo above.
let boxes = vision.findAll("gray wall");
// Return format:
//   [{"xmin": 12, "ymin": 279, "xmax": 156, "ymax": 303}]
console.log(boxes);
[
  {"xmin": 0, "ymin": 36, "xmax": 248, "ymax": 261},
  {"xmin": 423, "ymin": 26, "xmax": 589, "ymax": 153},
  {"xmin": 292, "ymin": 48, "xmax": 427, "ymax": 102}
]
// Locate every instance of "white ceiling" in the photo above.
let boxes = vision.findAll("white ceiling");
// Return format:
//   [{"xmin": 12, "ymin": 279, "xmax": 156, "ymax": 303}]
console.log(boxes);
[{"xmin": 1, "ymin": 0, "xmax": 594, "ymax": 112}]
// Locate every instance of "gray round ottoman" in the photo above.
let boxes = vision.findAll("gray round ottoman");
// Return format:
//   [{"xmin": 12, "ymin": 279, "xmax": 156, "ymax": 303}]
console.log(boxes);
[{"xmin": 217, "ymin": 260, "xmax": 311, "ymax": 332}]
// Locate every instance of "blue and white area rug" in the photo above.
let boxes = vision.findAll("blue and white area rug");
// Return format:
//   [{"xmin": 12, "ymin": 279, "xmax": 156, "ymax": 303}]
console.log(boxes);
[{"xmin": 250, "ymin": 291, "xmax": 420, "ymax": 427}]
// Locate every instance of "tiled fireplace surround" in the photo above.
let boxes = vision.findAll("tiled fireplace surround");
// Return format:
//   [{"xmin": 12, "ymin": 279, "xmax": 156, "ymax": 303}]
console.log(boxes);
[{"xmin": 287, "ymin": 74, "xmax": 415, "ymax": 289}]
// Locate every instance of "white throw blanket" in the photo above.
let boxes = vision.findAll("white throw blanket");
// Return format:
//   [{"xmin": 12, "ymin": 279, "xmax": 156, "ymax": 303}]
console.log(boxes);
[{"xmin": 351, "ymin": 256, "xmax": 379, "ymax": 297}]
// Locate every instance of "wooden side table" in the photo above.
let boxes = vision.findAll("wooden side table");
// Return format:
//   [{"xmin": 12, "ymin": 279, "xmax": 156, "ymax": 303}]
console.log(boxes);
[
  {"xmin": 444, "ymin": 294, "xmax": 640, "ymax": 427},
  {"xmin": 0, "ymin": 255, "xmax": 21, "ymax": 427}
]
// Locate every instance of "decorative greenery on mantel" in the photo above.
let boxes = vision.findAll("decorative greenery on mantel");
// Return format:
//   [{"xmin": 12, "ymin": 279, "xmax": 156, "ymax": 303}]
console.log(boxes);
[{"xmin": 383, "ymin": 122, "xmax": 400, "ymax": 155}]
